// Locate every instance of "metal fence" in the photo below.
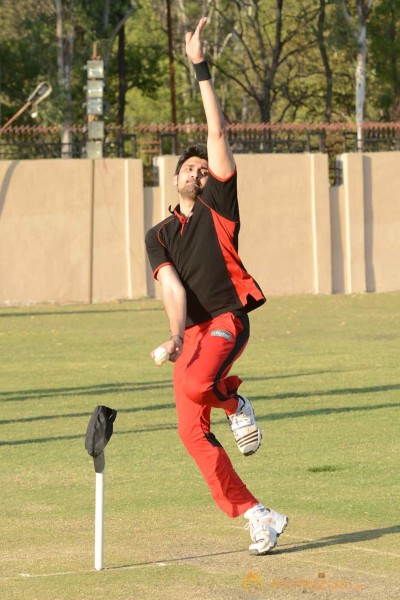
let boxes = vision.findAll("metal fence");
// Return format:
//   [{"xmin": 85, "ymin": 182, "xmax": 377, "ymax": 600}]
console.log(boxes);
[{"xmin": 1, "ymin": 122, "xmax": 400, "ymax": 186}]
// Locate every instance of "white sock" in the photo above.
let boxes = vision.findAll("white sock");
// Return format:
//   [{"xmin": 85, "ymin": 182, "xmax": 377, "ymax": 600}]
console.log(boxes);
[{"xmin": 244, "ymin": 503, "xmax": 265, "ymax": 519}]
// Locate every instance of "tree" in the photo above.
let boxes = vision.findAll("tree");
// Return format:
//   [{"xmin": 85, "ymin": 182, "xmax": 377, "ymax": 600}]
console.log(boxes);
[
  {"xmin": 205, "ymin": 0, "xmax": 320, "ymax": 123},
  {"xmin": 2, "ymin": 0, "xmax": 400, "ymax": 134},
  {"xmin": 55, "ymin": 0, "xmax": 75, "ymax": 156},
  {"xmin": 341, "ymin": 0, "xmax": 374, "ymax": 150},
  {"xmin": 369, "ymin": 0, "xmax": 400, "ymax": 120},
  {"xmin": 316, "ymin": 0, "xmax": 333, "ymax": 122},
  {"xmin": 101, "ymin": 1, "xmax": 137, "ymax": 127},
  {"xmin": 0, "ymin": 1, "xmax": 55, "ymax": 125},
  {"xmin": 105, "ymin": 1, "xmax": 167, "ymax": 127}
]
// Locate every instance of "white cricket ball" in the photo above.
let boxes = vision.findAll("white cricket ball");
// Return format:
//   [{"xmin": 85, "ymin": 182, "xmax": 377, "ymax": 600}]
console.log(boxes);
[{"xmin": 153, "ymin": 346, "xmax": 169, "ymax": 366}]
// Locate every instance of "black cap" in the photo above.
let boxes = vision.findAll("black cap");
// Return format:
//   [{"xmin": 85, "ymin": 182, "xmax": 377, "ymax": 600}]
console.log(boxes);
[{"xmin": 85, "ymin": 405, "xmax": 117, "ymax": 458}]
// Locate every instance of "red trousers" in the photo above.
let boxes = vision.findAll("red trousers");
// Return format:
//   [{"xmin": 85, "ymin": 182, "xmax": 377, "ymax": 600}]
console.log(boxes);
[{"xmin": 173, "ymin": 310, "xmax": 259, "ymax": 518}]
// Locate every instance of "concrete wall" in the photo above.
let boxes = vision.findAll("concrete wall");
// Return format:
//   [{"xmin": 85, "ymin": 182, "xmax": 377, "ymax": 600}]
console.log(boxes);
[
  {"xmin": 0, "ymin": 158, "xmax": 146, "ymax": 305},
  {"xmin": 91, "ymin": 159, "xmax": 147, "ymax": 303},
  {"xmin": 363, "ymin": 153, "xmax": 400, "ymax": 293},
  {"xmin": 150, "ymin": 153, "xmax": 332, "ymax": 296},
  {"xmin": 0, "ymin": 152, "xmax": 399, "ymax": 305},
  {"xmin": 328, "ymin": 152, "xmax": 400, "ymax": 294}
]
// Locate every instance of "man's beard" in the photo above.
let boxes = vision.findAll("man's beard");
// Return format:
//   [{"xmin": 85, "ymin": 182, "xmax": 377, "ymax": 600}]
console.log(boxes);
[{"xmin": 179, "ymin": 181, "xmax": 201, "ymax": 200}]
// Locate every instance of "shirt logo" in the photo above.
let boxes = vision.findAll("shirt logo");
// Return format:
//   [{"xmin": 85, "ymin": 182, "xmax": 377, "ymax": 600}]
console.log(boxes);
[{"xmin": 211, "ymin": 329, "xmax": 232, "ymax": 341}]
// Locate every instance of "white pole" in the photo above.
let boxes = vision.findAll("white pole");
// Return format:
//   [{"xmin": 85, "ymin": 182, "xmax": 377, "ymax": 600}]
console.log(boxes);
[{"xmin": 94, "ymin": 469, "xmax": 105, "ymax": 570}]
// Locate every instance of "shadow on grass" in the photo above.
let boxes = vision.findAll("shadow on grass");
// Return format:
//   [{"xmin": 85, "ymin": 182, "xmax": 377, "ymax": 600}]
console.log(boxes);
[
  {"xmin": 1, "ymin": 375, "xmax": 399, "ymax": 427},
  {"xmin": 1, "ymin": 400, "xmax": 399, "ymax": 446},
  {"xmin": 1, "ymin": 376, "xmax": 397, "ymax": 405},
  {"xmin": 256, "ymin": 401, "xmax": 400, "ymax": 423},
  {"xmin": 0, "ymin": 424, "xmax": 177, "ymax": 447},
  {"xmin": 105, "ymin": 548, "xmax": 247, "ymax": 571},
  {"xmin": 0, "ymin": 372, "xmax": 317, "ymax": 405},
  {"xmin": 251, "ymin": 382, "xmax": 400, "ymax": 403},
  {"xmin": 0, "ymin": 307, "xmax": 163, "ymax": 318},
  {"xmin": 0, "ymin": 381, "xmax": 172, "ymax": 403},
  {"xmin": 101, "ymin": 526, "xmax": 400, "ymax": 569},
  {"xmin": 276, "ymin": 525, "xmax": 400, "ymax": 555},
  {"xmin": 0, "ymin": 404, "xmax": 176, "ymax": 426}
]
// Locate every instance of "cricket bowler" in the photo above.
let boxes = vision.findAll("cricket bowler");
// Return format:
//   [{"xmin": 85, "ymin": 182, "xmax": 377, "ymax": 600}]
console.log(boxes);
[{"xmin": 145, "ymin": 17, "xmax": 288, "ymax": 555}]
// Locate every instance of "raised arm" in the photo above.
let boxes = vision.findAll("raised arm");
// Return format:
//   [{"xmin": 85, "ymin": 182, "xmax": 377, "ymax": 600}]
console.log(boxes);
[{"xmin": 185, "ymin": 17, "xmax": 235, "ymax": 179}]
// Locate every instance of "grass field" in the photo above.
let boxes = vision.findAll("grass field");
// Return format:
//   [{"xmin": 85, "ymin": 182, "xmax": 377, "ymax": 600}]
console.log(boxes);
[{"xmin": 0, "ymin": 294, "xmax": 399, "ymax": 599}]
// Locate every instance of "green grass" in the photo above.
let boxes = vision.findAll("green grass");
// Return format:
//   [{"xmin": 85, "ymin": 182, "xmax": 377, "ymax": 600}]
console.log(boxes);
[{"xmin": 0, "ymin": 294, "xmax": 399, "ymax": 599}]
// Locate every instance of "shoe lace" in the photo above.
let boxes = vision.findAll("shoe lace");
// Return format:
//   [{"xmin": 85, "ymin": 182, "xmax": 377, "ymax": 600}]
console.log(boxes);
[
  {"xmin": 244, "ymin": 520, "xmax": 255, "ymax": 542},
  {"xmin": 245, "ymin": 517, "xmax": 273, "ymax": 544},
  {"xmin": 229, "ymin": 403, "xmax": 253, "ymax": 426},
  {"xmin": 245, "ymin": 510, "xmax": 273, "ymax": 531},
  {"xmin": 245, "ymin": 510, "xmax": 264, "ymax": 529},
  {"xmin": 228, "ymin": 412, "xmax": 241, "ymax": 426}
]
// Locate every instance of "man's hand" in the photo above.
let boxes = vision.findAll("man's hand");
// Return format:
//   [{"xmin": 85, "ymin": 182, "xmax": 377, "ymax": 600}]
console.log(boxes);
[
  {"xmin": 151, "ymin": 336, "xmax": 183, "ymax": 364},
  {"xmin": 185, "ymin": 16, "xmax": 207, "ymax": 64}
]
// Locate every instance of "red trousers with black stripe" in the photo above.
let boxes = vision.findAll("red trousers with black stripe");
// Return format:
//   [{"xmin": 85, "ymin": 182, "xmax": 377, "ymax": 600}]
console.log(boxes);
[{"xmin": 173, "ymin": 310, "xmax": 259, "ymax": 518}]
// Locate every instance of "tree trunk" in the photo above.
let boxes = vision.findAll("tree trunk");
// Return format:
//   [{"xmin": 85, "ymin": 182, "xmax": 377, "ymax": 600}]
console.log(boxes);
[
  {"xmin": 55, "ymin": 0, "xmax": 74, "ymax": 158},
  {"xmin": 117, "ymin": 23, "xmax": 126, "ymax": 128},
  {"xmin": 355, "ymin": 27, "xmax": 367, "ymax": 151},
  {"xmin": 342, "ymin": 0, "xmax": 373, "ymax": 152},
  {"xmin": 166, "ymin": 0, "xmax": 177, "ymax": 125},
  {"xmin": 103, "ymin": 0, "xmax": 110, "ymax": 30},
  {"xmin": 317, "ymin": 0, "xmax": 332, "ymax": 123},
  {"xmin": 259, "ymin": 99, "xmax": 271, "ymax": 123}
]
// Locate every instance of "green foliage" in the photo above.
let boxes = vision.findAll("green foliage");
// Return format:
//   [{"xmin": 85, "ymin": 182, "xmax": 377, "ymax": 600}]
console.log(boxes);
[
  {"xmin": 369, "ymin": 0, "xmax": 400, "ymax": 119},
  {"xmin": 105, "ymin": 2, "xmax": 169, "ymax": 124},
  {"xmin": 0, "ymin": 0, "xmax": 399, "ymax": 127},
  {"xmin": 0, "ymin": 4, "xmax": 55, "ymax": 122}
]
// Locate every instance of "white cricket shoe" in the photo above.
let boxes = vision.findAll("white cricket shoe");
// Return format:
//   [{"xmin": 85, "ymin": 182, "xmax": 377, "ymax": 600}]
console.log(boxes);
[
  {"xmin": 244, "ymin": 505, "xmax": 289, "ymax": 556},
  {"xmin": 227, "ymin": 395, "xmax": 261, "ymax": 456}
]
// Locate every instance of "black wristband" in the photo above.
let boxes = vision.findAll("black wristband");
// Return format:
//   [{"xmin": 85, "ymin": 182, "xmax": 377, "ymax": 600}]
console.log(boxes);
[
  {"xmin": 193, "ymin": 60, "xmax": 211, "ymax": 82},
  {"xmin": 171, "ymin": 334, "xmax": 184, "ymax": 343}
]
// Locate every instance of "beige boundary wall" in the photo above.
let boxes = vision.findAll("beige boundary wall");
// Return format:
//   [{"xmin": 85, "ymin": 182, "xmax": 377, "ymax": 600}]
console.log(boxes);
[
  {"xmin": 0, "ymin": 159, "xmax": 147, "ymax": 304},
  {"xmin": 331, "ymin": 152, "xmax": 400, "ymax": 294},
  {"xmin": 147, "ymin": 153, "xmax": 332, "ymax": 297},
  {"xmin": 0, "ymin": 152, "xmax": 399, "ymax": 305}
]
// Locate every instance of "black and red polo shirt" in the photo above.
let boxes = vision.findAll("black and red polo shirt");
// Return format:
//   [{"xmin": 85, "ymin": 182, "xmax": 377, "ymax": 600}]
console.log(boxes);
[{"xmin": 145, "ymin": 168, "xmax": 266, "ymax": 327}]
